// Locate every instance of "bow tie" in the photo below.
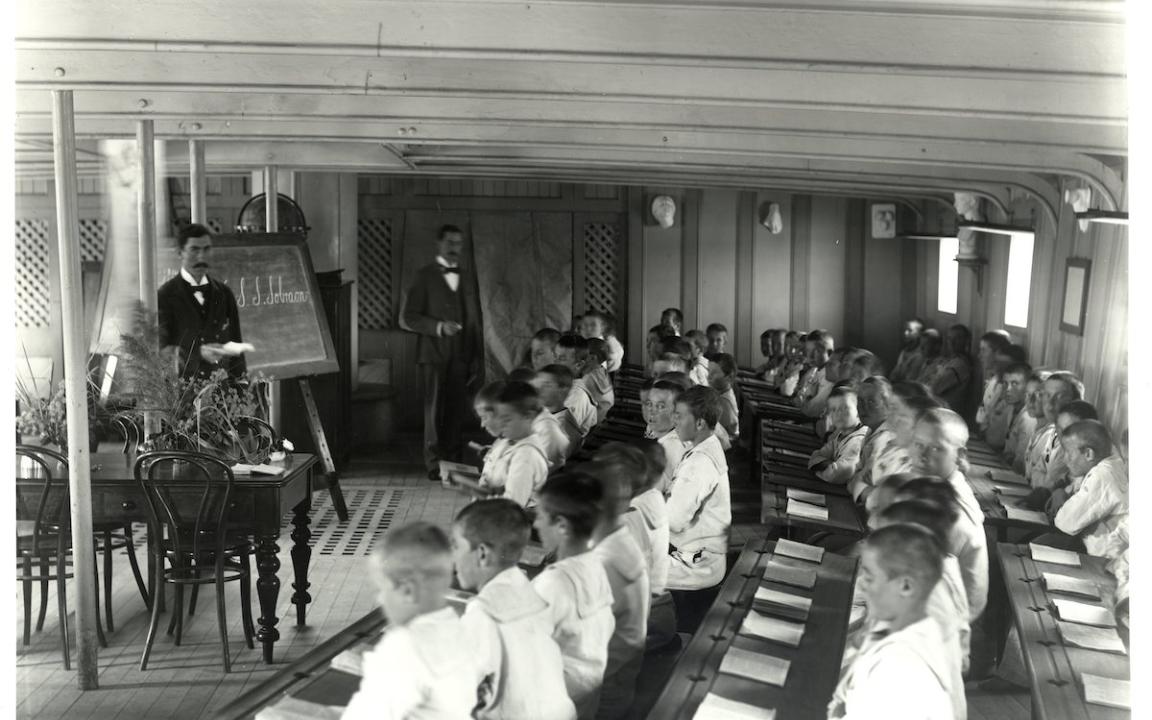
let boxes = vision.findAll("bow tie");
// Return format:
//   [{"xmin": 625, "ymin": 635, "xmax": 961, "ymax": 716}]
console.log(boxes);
[
  {"xmin": 441, "ymin": 266, "xmax": 460, "ymax": 275},
  {"xmin": 187, "ymin": 280, "xmax": 210, "ymax": 291}
]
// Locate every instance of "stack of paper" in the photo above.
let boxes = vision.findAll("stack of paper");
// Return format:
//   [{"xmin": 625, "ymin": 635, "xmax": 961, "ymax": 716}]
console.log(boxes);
[
  {"xmin": 785, "ymin": 488, "xmax": 826, "ymax": 506},
  {"xmin": 1057, "ymin": 622, "xmax": 1127, "ymax": 654},
  {"xmin": 330, "ymin": 643, "xmax": 368, "ymax": 675},
  {"xmin": 694, "ymin": 692, "xmax": 776, "ymax": 720},
  {"xmin": 786, "ymin": 499, "xmax": 829, "ymax": 521},
  {"xmin": 740, "ymin": 611, "xmax": 806, "ymax": 647},
  {"xmin": 1042, "ymin": 573, "xmax": 1101, "ymax": 600},
  {"xmin": 754, "ymin": 585, "xmax": 813, "ymax": 619},
  {"xmin": 254, "ymin": 697, "xmax": 344, "ymax": 720},
  {"xmin": 985, "ymin": 468, "xmax": 1027, "ymax": 485},
  {"xmin": 1081, "ymin": 674, "xmax": 1131, "ymax": 710},
  {"xmin": 719, "ymin": 647, "xmax": 791, "ymax": 686},
  {"xmin": 1030, "ymin": 543, "xmax": 1082, "ymax": 567},
  {"xmin": 232, "ymin": 463, "xmax": 285, "ymax": 476},
  {"xmin": 993, "ymin": 484, "xmax": 1031, "ymax": 498},
  {"xmin": 764, "ymin": 560, "xmax": 817, "ymax": 590},
  {"xmin": 1005, "ymin": 506, "xmax": 1051, "ymax": 525},
  {"xmin": 1053, "ymin": 598, "xmax": 1117, "ymax": 628},
  {"xmin": 774, "ymin": 538, "xmax": 824, "ymax": 564}
]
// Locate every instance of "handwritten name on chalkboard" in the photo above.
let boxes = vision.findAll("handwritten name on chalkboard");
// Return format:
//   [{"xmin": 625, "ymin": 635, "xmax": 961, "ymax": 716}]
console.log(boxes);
[
  {"xmin": 236, "ymin": 276, "xmax": 312, "ymax": 307},
  {"xmin": 156, "ymin": 233, "xmax": 338, "ymax": 380}
]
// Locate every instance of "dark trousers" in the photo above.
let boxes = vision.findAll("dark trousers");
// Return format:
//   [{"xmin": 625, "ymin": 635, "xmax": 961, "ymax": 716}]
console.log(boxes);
[
  {"xmin": 670, "ymin": 585, "xmax": 723, "ymax": 635},
  {"xmin": 421, "ymin": 352, "xmax": 471, "ymax": 471}
]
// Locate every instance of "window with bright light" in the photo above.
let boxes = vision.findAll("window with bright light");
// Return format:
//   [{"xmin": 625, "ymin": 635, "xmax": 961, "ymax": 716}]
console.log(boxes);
[
  {"xmin": 1004, "ymin": 232, "xmax": 1034, "ymax": 328},
  {"xmin": 937, "ymin": 237, "xmax": 958, "ymax": 314}
]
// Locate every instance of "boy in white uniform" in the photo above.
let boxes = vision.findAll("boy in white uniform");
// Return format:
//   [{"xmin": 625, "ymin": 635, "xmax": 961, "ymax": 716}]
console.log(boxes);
[
  {"xmin": 451, "ymin": 500, "xmax": 577, "ymax": 720},
  {"xmin": 341, "ymin": 522, "xmax": 482, "ymax": 720},
  {"xmin": 648, "ymin": 378, "xmax": 690, "ymax": 495},
  {"xmin": 808, "ymin": 385, "xmax": 869, "ymax": 485},
  {"xmin": 516, "ymin": 369, "xmax": 570, "ymax": 470},
  {"xmin": 829, "ymin": 524, "xmax": 957, "ymax": 720},
  {"xmin": 665, "ymin": 385, "xmax": 731, "ymax": 633},
  {"xmin": 910, "ymin": 408, "xmax": 988, "ymax": 620},
  {"xmin": 579, "ymin": 310, "xmax": 623, "ymax": 374},
  {"xmin": 480, "ymin": 381, "xmax": 550, "ymax": 511},
  {"xmin": 848, "ymin": 377, "xmax": 896, "ymax": 502},
  {"xmin": 588, "ymin": 456, "xmax": 651, "ymax": 720},
  {"xmin": 706, "ymin": 353, "xmax": 740, "ymax": 443},
  {"xmin": 684, "ymin": 330, "xmax": 710, "ymax": 386},
  {"xmin": 555, "ymin": 336, "xmax": 599, "ymax": 436},
  {"xmin": 999, "ymin": 363, "xmax": 1035, "ymax": 470},
  {"xmin": 532, "ymin": 472, "xmax": 617, "ymax": 720},
  {"xmin": 1051, "ymin": 420, "xmax": 1128, "ymax": 559},
  {"xmin": 534, "ymin": 364, "xmax": 585, "ymax": 457}
]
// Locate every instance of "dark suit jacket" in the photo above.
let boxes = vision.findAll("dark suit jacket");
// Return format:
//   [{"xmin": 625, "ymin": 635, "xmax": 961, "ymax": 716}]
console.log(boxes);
[
  {"xmin": 157, "ymin": 274, "xmax": 247, "ymax": 379},
  {"xmin": 400, "ymin": 263, "xmax": 483, "ymax": 367}
]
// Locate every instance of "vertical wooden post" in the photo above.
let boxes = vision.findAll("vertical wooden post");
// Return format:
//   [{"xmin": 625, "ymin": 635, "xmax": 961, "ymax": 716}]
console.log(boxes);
[
  {"xmin": 52, "ymin": 89, "xmax": 99, "ymax": 690},
  {"xmin": 264, "ymin": 165, "xmax": 279, "ymax": 232},
  {"xmin": 137, "ymin": 120, "xmax": 156, "ymax": 309},
  {"xmin": 189, "ymin": 140, "xmax": 207, "ymax": 224}
]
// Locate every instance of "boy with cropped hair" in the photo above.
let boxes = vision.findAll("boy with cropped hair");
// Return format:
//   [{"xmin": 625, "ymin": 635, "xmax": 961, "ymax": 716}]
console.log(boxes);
[
  {"xmin": 829, "ymin": 523, "xmax": 957, "ymax": 720},
  {"xmin": 534, "ymin": 364, "xmax": 585, "ymax": 457},
  {"xmin": 517, "ymin": 368, "xmax": 571, "ymax": 470},
  {"xmin": 1000, "ymin": 362, "xmax": 1035, "ymax": 469},
  {"xmin": 480, "ymin": 381, "xmax": 551, "ymax": 510},
  {"xmin": 706, "ymin": 352, "xmax": 740, "ymax": 442},
  {"xmin": 531, "ymin": 328, "xmax": 562, "ymax": 371},
  {"xmin": 684, "ymin": 330, "xmax": 710, "ymax": 386},
  {"xmin": 665, "ymin": 386, "xmax": 731, "ymax": 631},
  {"xmin": 1051, "ymin": 420, "xmax": 1128, "ymax": 558},
  {"xmin": 554, "ymin": 336, "xmax": 599, "ymax": 436},
  {"xmin": 579, "ymin": 310, "xmax": 623, "ymax": 373},
  {"xmin": 648, "ymin": 378, "xmax": 690, "ymax": 494},
  {"xmin": 342, "ymin": 522, "xmax": 482, "ymax": 720},
  {"xmin": 532, "ymin": 472, "xmax": 617, "ymax": 719},
  {"xmin": 849, "ymin": 377, "xmax": 896, "ymax": 502},
  {"xmin": 910, "ymin": 408, "xmax": 988, "ymax": 620},
  {"xmin": 809, "ymin": 384, "xmax": 870, "ymax": 485},
  {"xmin": 794, "ymin": 330, "xmax": 835, "ymax": 416},
  {"xmin": 705, "ymin": 323, "xmax": 728, "ymax": 356},
  {"xmin": 452, "ymin": 500, "xmax": 577, "ymax": 720},
  {"xmin": 583, "ymin": 337, "xmax": 616, "ymax": 423},
  {"xmin": 660, "ymin": 307, "xmax": 684, "ymax": 337}
]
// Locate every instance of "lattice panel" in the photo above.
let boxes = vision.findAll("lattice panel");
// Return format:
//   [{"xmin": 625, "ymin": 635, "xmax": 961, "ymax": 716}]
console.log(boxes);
[
  {"xmin": 15, "ymin": 219, "xmax": 51, "ymax": 328},
  {"xmin": 77, "ymin": 218, "xmax": 108, "ymax": 262},
  {"xmin": 358, "ymin": 218, "xmax": 394, "ymax": 329},
  {"xmin": 583, "ymin": 222, "xmax": 620, "ymax": 316}
]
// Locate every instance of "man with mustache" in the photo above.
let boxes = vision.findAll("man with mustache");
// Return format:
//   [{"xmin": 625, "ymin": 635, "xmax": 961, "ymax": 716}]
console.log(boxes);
[
  {"xmin": 157, "ymin": 223, "xmax": 248, "ymax": 379},
  {"xmin": 401, "ymin": 224, "xmax": 484, "ymax": 481}
]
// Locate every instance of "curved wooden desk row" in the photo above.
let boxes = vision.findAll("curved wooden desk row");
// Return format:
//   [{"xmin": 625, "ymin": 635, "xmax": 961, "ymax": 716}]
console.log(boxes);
[
  {"xmin": 647, "ymin": 536, "xmax": 858, "ymax": 720},
  {"xmin": 995, "ymin": 544, "xmax": 1129, "ymax": 720},
  {"xmin": 15, "ymin": 451, "xmax": 320, "ymax": 664}
]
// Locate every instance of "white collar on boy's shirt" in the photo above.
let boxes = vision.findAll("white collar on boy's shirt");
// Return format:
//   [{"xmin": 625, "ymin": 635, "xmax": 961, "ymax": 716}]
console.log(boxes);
[{"xmin": 435, "ymin": 255, "xmax": 460, "ymax": 291}]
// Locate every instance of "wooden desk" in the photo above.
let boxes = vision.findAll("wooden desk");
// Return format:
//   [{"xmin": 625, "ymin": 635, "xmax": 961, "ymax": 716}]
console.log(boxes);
[
  {"xmin": 16, "ymin": 451, "xmax": 319, "ymax": 663},
  {"xmin": 996, "ymin": 544, "xmax": 1129, "ymax": 720},
  {"xmin": 762, "ymin": 467, "xmax": 851, "ymax": 498},
  {"xmin": 966, "ymin": 469, "xmax": 1057, "ymax": 543},
  {"xmin": 647, "ymin": 536, "xmax": 858, "ymax": 719},
  {"xmin": 761, "ymin": 483, "xmax": 864, "ymax": 538}
]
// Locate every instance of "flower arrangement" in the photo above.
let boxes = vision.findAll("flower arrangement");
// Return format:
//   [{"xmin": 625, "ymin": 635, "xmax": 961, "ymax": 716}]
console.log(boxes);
[{"xmin": 112, "ymin": 303, "xmax": 277, "ymax": 464}]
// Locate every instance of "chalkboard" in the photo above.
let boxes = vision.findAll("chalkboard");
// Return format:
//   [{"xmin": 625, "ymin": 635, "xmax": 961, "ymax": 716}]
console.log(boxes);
[{"xmin": 156, "ymin": 233, "xmax": 339, "ymax": 380}]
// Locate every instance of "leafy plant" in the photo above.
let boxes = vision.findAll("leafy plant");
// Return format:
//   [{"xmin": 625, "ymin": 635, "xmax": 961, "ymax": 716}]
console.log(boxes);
[
  {"xmin": 112, "ymin": 302, "xmax": 275, "ymax": 464},
  {"xmin": 16, "ymin": 350, "xmax": 108, "ymax": 450}
]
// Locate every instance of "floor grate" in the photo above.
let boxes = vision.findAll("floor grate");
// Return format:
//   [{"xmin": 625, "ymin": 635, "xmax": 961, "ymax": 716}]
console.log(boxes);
[{"xmin": 283, "ymin": 487, "xmax": 402, "ymax": 556}]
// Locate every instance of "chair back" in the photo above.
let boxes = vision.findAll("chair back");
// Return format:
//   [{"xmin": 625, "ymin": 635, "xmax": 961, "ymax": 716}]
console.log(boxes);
[
  {"xmin": 133, "ymin": 451, "xmax": 237, "ymax": 560},
  {"xmin": 15, "ymin": 445, "xmax": 70, "ymax": 550},
  {"xmin": 114, "ymin": 415, "xmax": 145, "ymax": 456}
]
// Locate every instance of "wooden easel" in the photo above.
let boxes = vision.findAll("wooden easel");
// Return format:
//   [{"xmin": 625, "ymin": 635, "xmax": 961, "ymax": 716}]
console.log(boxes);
[{"xmin": 298, "ymin": 378, "xmax": 349, "ymax": 522}]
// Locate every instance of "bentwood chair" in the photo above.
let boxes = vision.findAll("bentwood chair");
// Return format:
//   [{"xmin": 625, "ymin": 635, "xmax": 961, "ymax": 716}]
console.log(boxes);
[
  {"xmin": 15, "ymin": 445, "xmax": 108, "ymax": 669},
  {"xmin": 134, "ymin": 451, "xmax": 256, "ymax": 672}
]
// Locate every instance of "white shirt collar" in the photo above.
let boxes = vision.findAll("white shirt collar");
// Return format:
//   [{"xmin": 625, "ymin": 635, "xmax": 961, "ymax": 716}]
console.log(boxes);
[
  {"xmin": 180, "ymin": 267, "xmax": 209, "ymax": 286},
  {"xmin": 436, "ymin": 255, "xmax": 458, "ymax": 269}
]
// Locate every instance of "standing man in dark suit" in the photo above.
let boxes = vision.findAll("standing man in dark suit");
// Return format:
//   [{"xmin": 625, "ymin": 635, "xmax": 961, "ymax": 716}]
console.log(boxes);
[
  {"xmin": 401, "ymin": 224, "xmax": 484, "ymax": 481},
  {"xmin": 157, "ymin": 223, "xmax": 248, "ymax": 380}
]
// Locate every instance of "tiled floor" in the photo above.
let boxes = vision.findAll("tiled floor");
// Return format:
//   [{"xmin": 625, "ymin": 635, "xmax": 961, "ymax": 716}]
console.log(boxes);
[{"xmin": 15, "ymin": 437, "xmax": 1029, "ymax": 720}]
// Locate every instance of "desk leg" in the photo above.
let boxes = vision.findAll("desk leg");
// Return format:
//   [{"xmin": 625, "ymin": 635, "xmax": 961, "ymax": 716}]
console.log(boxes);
[
  {"xmin": 255, "ymin": 534, "xmax": 281, "ymax": 664},
  {"xmin": 290, "ymin": 497, "xmax": 312, "ymax": 627}
]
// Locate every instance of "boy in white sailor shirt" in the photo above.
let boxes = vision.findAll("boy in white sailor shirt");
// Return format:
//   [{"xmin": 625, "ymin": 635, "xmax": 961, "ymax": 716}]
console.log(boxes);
[
  {"xmin": 1051, "ymin": 420, "xmax": 1128, "ymax": 559},
  {"xmin": 665, "ymin": 386, "xmax": 731, "ymax": 632},
  {"xmin": 534, "ymin": 364, "xmax": 584, "ymax": 459},
  {"xmin": 808, "ymin": 385, "xmax": 870, "ymax": 485},
  {"xmin": 1000, "ymin": 365, "xmax": 1038, "ymax": 471},
  {"xmin": 829, "ymin": 524, "xmax": 957, "ymax": 720},
  {"xmin": 480, "ymin": 382, "xmax": 550, "ymax": 510},
  {"xmin": 532, "ymin": 472, "xmax": 617, "ymax": 720},
  {"xmin": 514, "ymin": 369, "xmax": 569, "ymax": 471},
  {"xmin": 341, "ymin": 523, "xmax": 481, "ymax": 720},
  {"xmin": 647, "ymin": 378, "xmax": 690, "ymax": 496},
  {"xmin": 452, "ymin": 500, "xmax": 577, "ymax": 720},
  {"xmin": 848, "ymin": 377, "xmax": 896, "ymax": 502},
  {"xmin": 554, "ymin": 336, "xmax": 599, "ymax": 436}
]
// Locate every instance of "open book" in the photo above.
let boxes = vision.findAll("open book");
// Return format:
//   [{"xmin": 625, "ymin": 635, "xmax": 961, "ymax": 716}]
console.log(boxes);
[
  {"xmin": 255, "ymin": 697, "xmax": 344, "ymax": 720},
  {"xmin": 694, "ymin": 692, "xmax": 776, "ymax": 720}
]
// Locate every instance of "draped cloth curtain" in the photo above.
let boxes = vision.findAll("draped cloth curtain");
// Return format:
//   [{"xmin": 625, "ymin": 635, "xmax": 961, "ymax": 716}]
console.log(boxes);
[{"xmin": 470, "ymin": 212, "xmax": 573, "ymax": 379}]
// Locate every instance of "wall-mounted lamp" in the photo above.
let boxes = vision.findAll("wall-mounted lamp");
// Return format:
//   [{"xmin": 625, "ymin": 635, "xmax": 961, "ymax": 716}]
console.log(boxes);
[
  {"xmin": 759, "ymin": 202, "xmax": 783, "ymax": 235},
  {"xmin": 650, "ymin": 195, "xmax": 676, "ymax": 229}
]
